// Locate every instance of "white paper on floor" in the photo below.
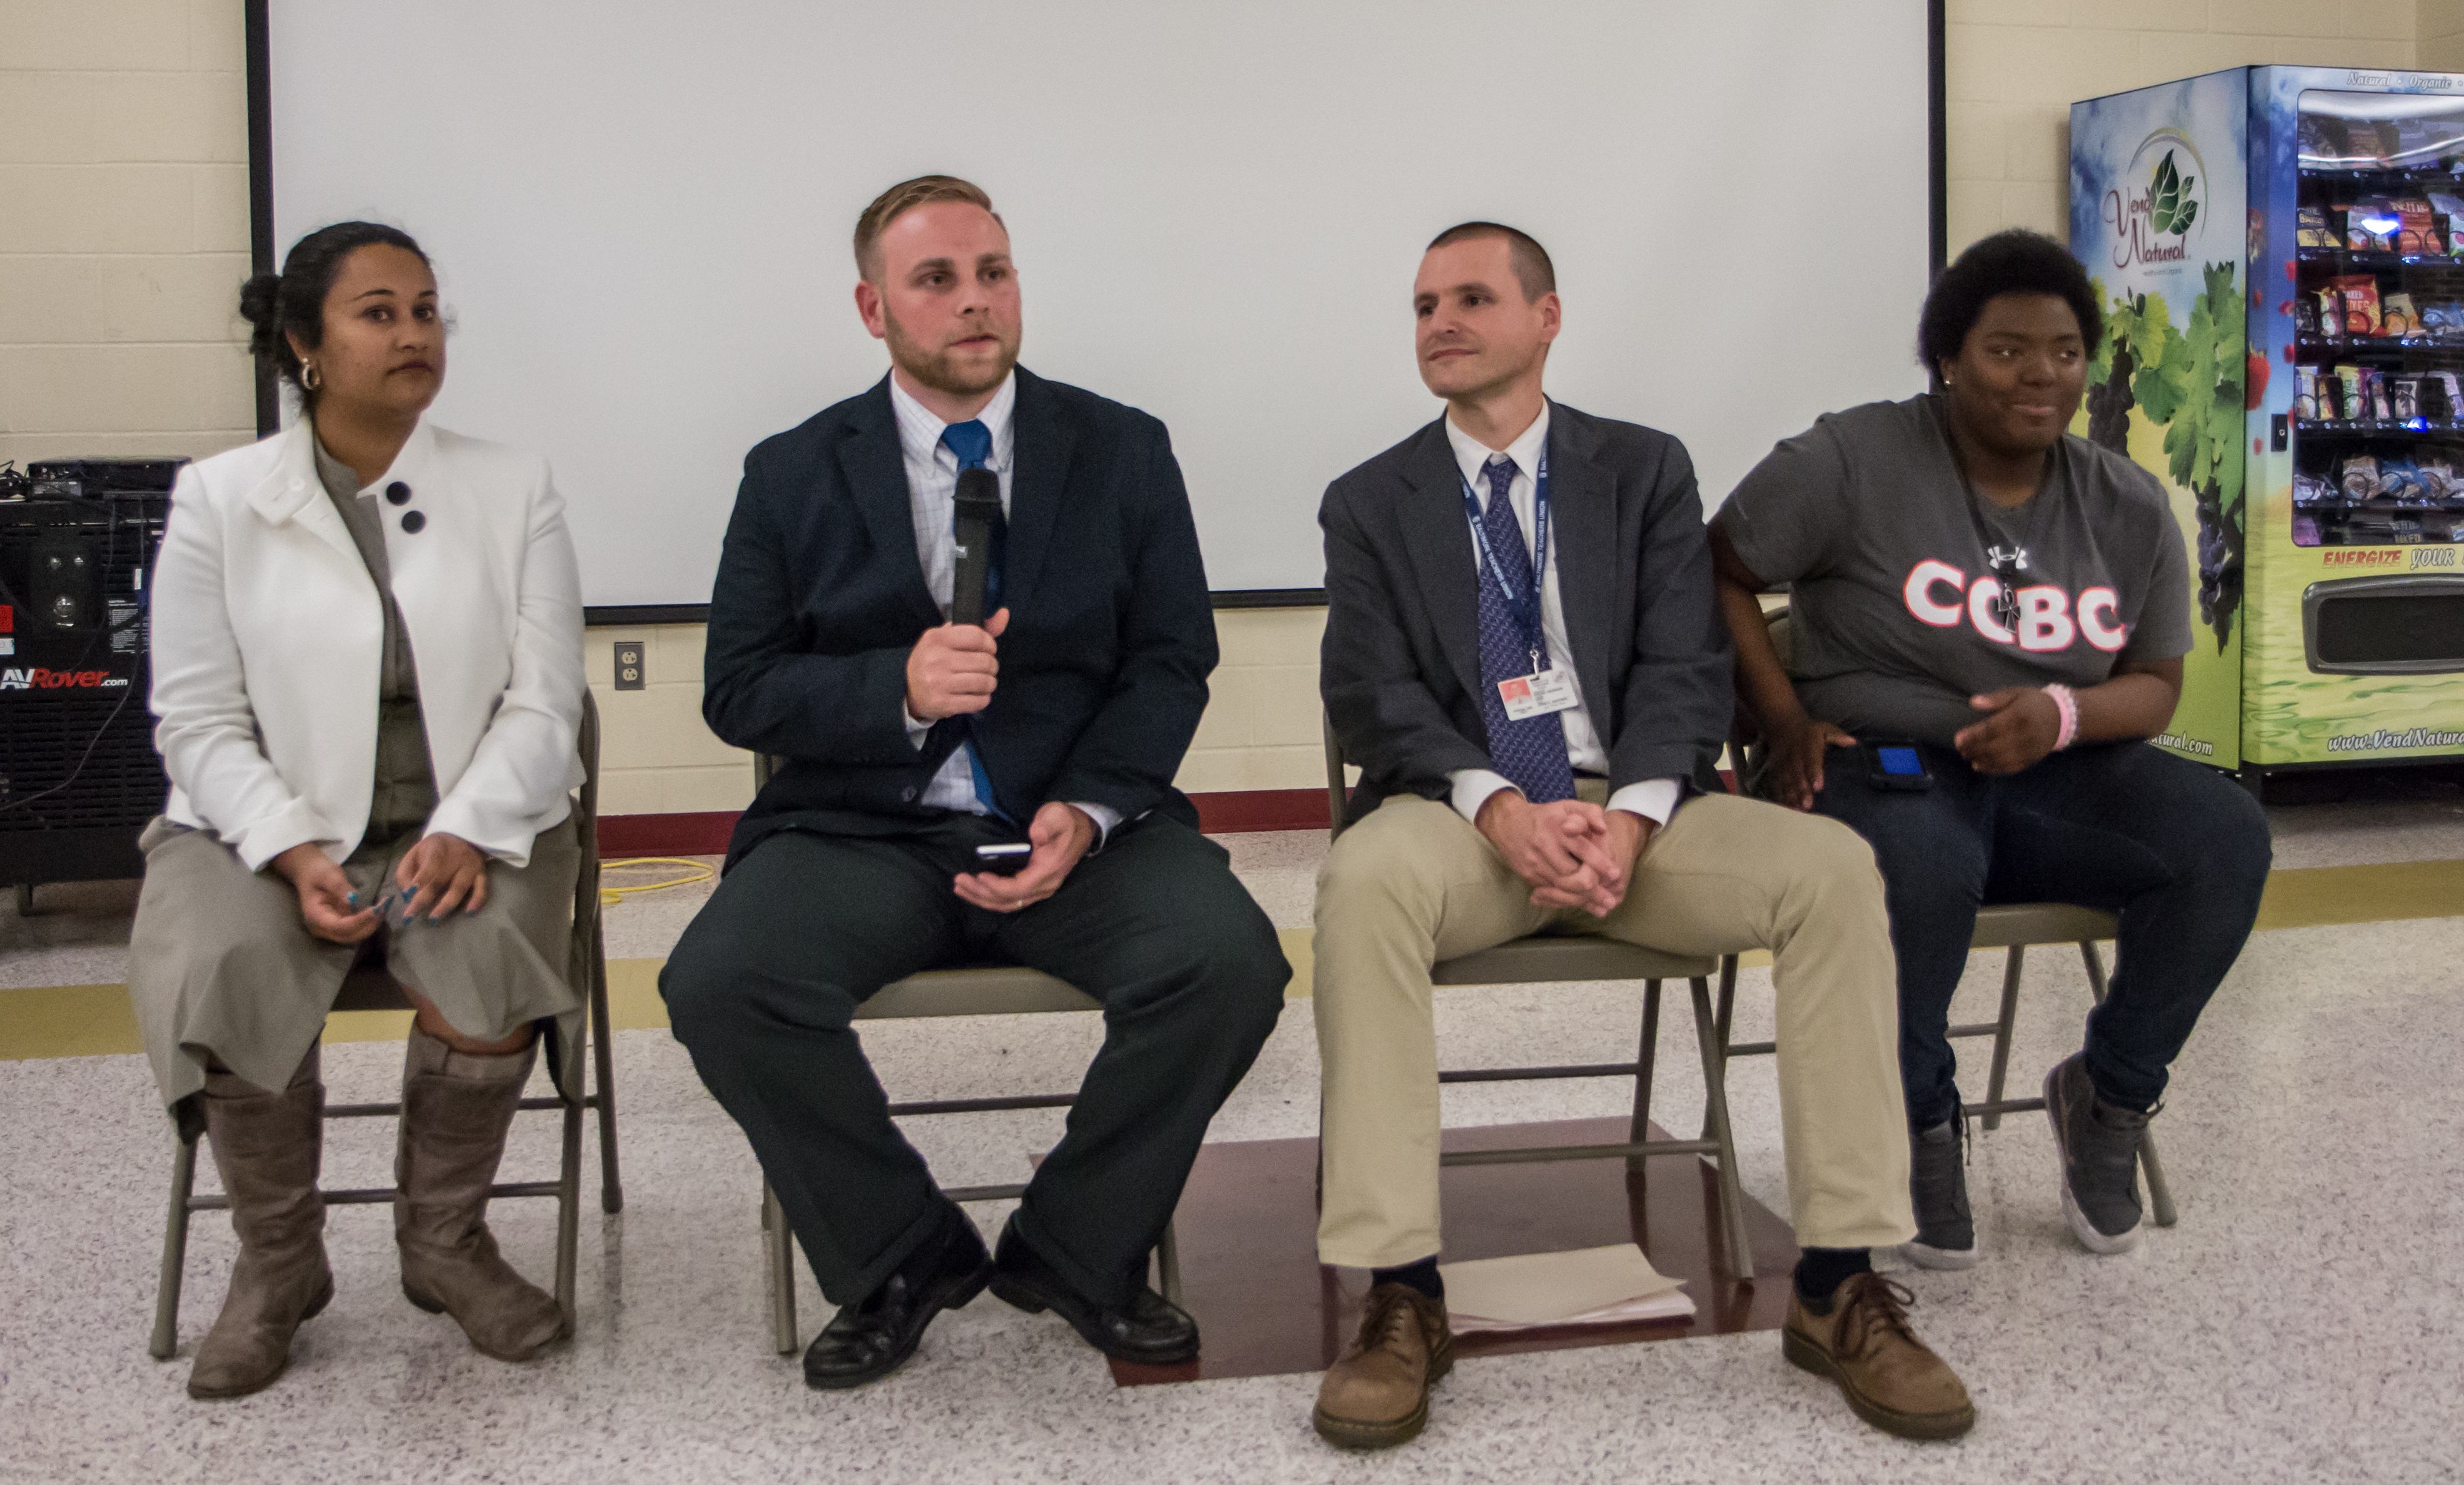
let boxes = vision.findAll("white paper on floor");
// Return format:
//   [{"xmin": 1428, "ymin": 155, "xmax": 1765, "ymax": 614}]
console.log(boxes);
[{"xmin": 1438, "ymin": 1242, "xmax": 1695, "ymax": 1332}]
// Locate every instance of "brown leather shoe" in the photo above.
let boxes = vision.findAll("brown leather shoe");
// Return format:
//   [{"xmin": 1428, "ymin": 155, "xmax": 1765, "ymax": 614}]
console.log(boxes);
[
  {"xmin": 1783, "ymin": 1273, "xmax": 1974, "ymax": 1440},
  {"xmin": 1313, "ymin": 1283, "xmax": 1453, "ymax": 1449}
]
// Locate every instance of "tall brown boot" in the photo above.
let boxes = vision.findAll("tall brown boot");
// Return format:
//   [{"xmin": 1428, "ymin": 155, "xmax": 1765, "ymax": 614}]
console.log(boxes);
[
  {"xmin": 188, "ymin": 1047, "xmax": 333, "ymax": 1399},
  {"xmin": 393, "ymin": 1026, "xmax": 566, "ymax": 1361}
]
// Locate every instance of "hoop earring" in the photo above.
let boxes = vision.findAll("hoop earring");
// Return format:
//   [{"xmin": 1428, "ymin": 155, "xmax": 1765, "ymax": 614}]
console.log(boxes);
[{"xmin": 300, "ymin": 361, "xmax": 322, "ymax": 392}]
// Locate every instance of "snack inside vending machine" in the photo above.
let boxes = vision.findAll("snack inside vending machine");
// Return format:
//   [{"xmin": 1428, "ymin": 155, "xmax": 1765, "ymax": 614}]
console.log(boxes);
[{"xmin": 2072, "ymin": 66, "xmax": 2464, "ymax": 783}]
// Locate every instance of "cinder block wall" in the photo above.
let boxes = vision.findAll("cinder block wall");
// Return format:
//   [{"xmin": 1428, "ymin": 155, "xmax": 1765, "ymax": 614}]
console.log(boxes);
[
  {"xmin": 7, "ymin": 1, "xmax": 2453, "ymax": 817},
  {"xmin": 0, "ymin": 1, "xmax": 254, "ymax": 469},
  {"xmin": 1947, "ymin": 0, "xmax": 2420, "ymax": 248}
]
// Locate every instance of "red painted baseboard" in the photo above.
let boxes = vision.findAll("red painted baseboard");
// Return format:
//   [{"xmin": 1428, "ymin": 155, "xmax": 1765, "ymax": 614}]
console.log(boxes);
[
  {"xmin": 596, "ymin": 810, "xmax": 741, "ymax": 857},
  {"xmin": 1189, "ymin": 788, "xmax": 1330, "ymax": 834},
  {"xmin": 597, "ymin": 776, "xmax": 1741, "ymax": 856}
]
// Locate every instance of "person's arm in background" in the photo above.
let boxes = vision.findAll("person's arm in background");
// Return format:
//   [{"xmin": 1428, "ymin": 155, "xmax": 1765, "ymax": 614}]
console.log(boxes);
[
  {"xmin": 1706, "ymin": 419, "xmax": 1861, "ymax": 810},
  {"xmin": 1708, "ymin": 518, "xmax": 1853, "ymax": 810}
]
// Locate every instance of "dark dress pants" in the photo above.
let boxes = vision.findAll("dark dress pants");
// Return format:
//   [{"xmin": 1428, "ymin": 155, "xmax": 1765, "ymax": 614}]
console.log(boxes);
[
  {"xmin": 1813, "ymin": 739, "xmax": 2271, "ymax": 1128},
  {"xmin": 660, "ymin": 812, "xmax": 1290, "ymax": 1311}
]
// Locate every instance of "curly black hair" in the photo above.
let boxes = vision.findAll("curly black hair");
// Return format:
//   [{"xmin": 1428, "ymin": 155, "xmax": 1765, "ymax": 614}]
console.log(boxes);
[
  {"xmin": 1916, "ymin": 228, "xmax": 2103, "ymax": 381},
  {"xmin": 237, "ymin": 222, "xmax": 428, "ymax": 409}
]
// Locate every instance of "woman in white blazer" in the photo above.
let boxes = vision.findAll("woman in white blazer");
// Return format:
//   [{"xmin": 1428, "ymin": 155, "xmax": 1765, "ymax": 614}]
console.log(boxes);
[{"xmin": 130, "ymin": 222, "xmax": 588, "ymax": 1399}]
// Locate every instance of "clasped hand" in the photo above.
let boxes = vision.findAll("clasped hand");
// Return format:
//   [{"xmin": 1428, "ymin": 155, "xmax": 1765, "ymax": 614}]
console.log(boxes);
[
  {"xmin": 1475, "ymin": 792, "xmax": 1651, "ymax": 917},
  {"xmin": 271, "ymin": 831, "xmax": 490, "ymax": 944}
]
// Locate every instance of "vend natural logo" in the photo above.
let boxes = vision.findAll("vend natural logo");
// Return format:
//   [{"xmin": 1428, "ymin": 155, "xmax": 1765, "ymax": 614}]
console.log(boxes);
[{"xmin": 2102, "ymin": 130, "xmax": 2205, "ymax": 268}]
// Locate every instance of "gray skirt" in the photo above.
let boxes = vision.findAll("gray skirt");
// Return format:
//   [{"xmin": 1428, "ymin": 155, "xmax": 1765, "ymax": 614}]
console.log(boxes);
[{"xmin": 128, "ymin": 814, "xmax": 583, "ymax": 1121}]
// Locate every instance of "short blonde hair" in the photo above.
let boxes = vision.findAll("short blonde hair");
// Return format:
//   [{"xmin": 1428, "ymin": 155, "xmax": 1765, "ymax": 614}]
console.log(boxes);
[{"xmin": 853, "ymin": 175, "xmax": 1000, "ymax": 280}]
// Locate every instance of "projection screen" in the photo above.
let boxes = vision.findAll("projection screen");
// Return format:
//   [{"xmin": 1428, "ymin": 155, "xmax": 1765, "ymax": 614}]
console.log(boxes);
[{"xmin": 265, "ymin": 1, "xmax": 1933, "ymax": 611}]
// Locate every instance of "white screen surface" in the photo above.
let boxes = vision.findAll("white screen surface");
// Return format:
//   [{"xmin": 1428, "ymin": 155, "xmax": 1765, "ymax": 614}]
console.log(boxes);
[{"xmin": 270, "ymin": 2, "xmax": 1930, "ymax": 608}]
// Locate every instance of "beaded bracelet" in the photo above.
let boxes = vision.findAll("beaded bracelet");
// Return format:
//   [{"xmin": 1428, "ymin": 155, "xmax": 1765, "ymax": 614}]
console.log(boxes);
[{"xmin": 2043, "ymin": 683, "xmax": 2079, "ymax": 752}]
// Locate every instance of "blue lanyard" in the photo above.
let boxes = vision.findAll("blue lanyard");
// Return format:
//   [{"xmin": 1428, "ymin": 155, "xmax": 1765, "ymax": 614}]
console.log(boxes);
[{"xmin": 1458, "ymin": 446, "xmax": 1551, "ymax": 667}]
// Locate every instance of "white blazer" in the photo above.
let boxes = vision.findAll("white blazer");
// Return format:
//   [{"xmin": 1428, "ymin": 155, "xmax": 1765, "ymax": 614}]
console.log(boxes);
[{"xmin": 150, "ymin": 418, "xmax": 586, "ymax": 871}]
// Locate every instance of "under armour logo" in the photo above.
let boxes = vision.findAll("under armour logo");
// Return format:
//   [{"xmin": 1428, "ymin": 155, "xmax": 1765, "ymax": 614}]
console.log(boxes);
[{"xmin": 1985, "ymin": 543, "xmax": 2030, "ymax": 573}]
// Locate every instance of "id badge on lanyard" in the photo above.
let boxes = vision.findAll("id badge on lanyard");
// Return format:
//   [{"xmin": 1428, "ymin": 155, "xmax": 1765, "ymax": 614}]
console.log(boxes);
[{"xmin": 1460, "ymin": 450, "xmax": 1579, "ymax": 722}]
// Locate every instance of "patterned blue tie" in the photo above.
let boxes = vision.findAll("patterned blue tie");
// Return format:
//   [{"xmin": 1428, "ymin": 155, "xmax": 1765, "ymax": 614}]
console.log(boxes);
[
  {"xmin": 1472, "ymin": 456, "xmax": 1574, "ymax": 804},
  {"xmin": 939, "ymin": 418, "xmax": 1009, "ymax": 821}
]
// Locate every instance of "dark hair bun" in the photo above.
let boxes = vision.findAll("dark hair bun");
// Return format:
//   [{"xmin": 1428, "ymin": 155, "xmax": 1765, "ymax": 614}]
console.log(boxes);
[
  {"xmin": 237, "ymin": 272, "xmax": 285, "ymax": 361},
  {"xmin": 238, "ymin": 221, "xmax": 429, "ymax": 407}
]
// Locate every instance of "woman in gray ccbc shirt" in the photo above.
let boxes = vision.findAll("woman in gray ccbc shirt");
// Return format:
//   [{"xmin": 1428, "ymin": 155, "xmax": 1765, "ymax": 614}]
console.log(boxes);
[{"xmin": 1708, "ymin": 230, "xmax": 2269, "ymax": 1270}]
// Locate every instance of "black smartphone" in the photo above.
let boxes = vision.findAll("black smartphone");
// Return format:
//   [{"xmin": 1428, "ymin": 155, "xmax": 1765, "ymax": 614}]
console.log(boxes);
[
  {"xmin": 1861, "ymin": 741, "xmax": 1934, "ymax": 792},
  {"xmin": 972, "ymin": 842, "xmax": 1034, "ymax": 875}
]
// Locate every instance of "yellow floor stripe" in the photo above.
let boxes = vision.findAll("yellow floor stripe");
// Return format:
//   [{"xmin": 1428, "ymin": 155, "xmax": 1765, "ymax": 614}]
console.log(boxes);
[
  {"xmin": 2253, "ymin": 858, "xmax": 2464, "ymax": 932},
  {"xmin": 3, "ymin": 860, "xmax": 2454, "ymax": 1061}
]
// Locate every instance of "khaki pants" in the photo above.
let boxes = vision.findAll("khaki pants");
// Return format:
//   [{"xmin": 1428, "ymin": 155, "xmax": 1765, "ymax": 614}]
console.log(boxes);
[{"xmin": 1312, "ymin": 787, "xmax": 1913, "ymax": 1268}]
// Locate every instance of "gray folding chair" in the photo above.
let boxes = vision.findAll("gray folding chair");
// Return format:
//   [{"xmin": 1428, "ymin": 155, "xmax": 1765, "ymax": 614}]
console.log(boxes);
[
  {"xmin": 1719, "ymin": 606, "xmax": 2176, "ymax": 1226},
  {"xmin": 151, "ymin": 692, "xmax": 624, "ymax": 1360},
  {"xmin": 746, "ymin": 753, "xmax": 1180, "ymax": 1355},
  {"xmin": 1319, "ymin": 718, "xmax": 1751, "ymax": 1278}
]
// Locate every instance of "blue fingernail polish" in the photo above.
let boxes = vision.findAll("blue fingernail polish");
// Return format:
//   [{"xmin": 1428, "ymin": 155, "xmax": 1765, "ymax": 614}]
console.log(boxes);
[{"xmin": 347, "ymin": 891, "xmax": 359, "ymax": 906}]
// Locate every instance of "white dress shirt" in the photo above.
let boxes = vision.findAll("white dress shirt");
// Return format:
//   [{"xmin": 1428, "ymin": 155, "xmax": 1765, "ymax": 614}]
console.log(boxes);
[
  {"xmin": 1444, "ymin": 404, "xmax": 1679, "ymax": 828},
  {"xmin": 888, "ymin": 372, "xmax": 1119, "ymax": 841}
]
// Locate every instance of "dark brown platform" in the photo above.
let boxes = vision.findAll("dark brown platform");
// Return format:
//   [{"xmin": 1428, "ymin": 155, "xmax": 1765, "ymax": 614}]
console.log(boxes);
[{"xmin": 1109, "ymin": 1116, "xmax": 1801, "ymax": 1387}]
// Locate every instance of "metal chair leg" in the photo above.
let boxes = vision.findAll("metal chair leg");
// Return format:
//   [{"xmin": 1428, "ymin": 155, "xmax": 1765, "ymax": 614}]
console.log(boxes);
[
  {"xmin": 1713, "ymin": 954, "xmax": 1739, "ymax": 1058},
  {"xmin": 762, "ymin": 1181, "xmax": 798, "ymax": 1354},
  {"xmin": 151, "ymin": 1134, "xmax": 200, "ymax": 1360},
  {"xmin": 1687, "ymin": 976, "xmax": 1754, "ymax": 1282},
  {"xmin": 588, "ymin": 923, "xmax": 623, "ymax": 1214},
  {"xmin": 2074, "ymin": 941, "xmax": 2176, "ymax": 1227},
  {"xmin": 1981, "ymin": 943, "xmax": 2028, "ymax": 1131},
  {"xmin": 554, "ymin": 1096, "xmax": 581, "ymax": 1328},
  {"xmin": 1629, "ymin": 980, "xmax": 1662, "ymax": 1171},
  {"xmin": 1156, "ymin": 1221, "xmax": 1183, "ymax": 1305}
]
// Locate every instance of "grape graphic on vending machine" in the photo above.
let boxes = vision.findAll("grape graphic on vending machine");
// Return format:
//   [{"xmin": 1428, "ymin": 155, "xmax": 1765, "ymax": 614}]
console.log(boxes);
[{"xmin": 2072, "ymin": 82, "xmax": 2248, "ymax": 767}]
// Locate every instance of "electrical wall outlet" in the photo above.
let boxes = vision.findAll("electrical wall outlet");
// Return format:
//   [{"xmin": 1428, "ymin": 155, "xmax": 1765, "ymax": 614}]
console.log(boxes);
[{"xmin": 613, "ymin": 640, "xmax": 646, "ymax": 691}]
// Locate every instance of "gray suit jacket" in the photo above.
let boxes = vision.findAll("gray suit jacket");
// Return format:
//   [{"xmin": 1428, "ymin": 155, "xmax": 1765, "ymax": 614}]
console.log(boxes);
[{"xmin": 1318, "ymin": 402, "xmax": 1731, "ymax": 825}]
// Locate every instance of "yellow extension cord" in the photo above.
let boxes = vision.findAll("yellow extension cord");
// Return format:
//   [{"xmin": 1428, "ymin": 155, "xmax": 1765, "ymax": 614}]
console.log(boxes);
[{"xmin": 598, "ymin": 856, "xmax": 715, "ymax": 907}]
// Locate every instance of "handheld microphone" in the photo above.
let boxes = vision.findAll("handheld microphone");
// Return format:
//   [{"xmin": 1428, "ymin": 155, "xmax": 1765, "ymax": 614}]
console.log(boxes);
[{"xmin": 950, "ymin": 467, "xmax": 1002, "ymax": 627}]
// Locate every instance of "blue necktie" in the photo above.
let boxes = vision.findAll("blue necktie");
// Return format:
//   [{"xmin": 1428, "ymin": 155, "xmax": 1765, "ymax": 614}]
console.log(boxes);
[
  {"xmin": 1472, "ymin": 456, "xmax": 1574, "ymax": 804},
  {"xmin": 940, "ymin": 419, "xmax": 1004, "ymax": 610},
  {"xmin": 939, "ymin": 419, "xmax": 1009, "ymax": 820}
]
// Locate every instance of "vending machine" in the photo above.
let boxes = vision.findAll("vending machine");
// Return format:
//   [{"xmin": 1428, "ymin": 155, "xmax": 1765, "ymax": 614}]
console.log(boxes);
[{"xmin": 2072, "ymin": 66, "xmax": 2464, "ymax": 780}]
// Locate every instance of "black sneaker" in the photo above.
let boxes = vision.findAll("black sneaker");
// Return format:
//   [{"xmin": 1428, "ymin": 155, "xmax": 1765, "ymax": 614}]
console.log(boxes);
[
  {"xmin": 2044, "ymin": 1053, "xmax": 2146, "ymax": 1254},
  {"xmin": 1900, "ymin": 1111, "xmax": 1977, "ymax": 1270}
]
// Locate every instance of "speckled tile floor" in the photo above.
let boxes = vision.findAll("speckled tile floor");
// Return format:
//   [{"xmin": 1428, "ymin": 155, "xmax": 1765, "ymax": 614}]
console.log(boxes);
[{"xmin": 4, "ymin": 785, "xmax": 2463, "ymax": 1483}]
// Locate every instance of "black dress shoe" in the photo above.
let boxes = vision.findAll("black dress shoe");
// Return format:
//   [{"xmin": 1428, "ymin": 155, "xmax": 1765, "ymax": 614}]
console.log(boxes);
[
  {"xmin": 802, "ymin": 1210, "xmax": 992, "ymax": 1391},
  {"xmin": 987, "ymin": 1219, "xmax": 1199, "ymax": 1365}
]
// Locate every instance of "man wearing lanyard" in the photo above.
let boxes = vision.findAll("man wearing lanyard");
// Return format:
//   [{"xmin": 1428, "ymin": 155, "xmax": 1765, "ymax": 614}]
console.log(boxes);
[{"xmin": 1308, "ymin": 223, "xmax": 1973, "ymax": 1448}]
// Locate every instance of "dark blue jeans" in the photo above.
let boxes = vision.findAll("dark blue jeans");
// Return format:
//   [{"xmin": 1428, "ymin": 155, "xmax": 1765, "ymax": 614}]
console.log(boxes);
[{"xmin": 1813, "ymin": 740, "xmax": 2270, "ymax": 1128}]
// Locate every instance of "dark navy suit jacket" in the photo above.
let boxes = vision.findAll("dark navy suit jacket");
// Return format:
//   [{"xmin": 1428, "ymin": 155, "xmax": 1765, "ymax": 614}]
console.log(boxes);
[{"xmin": 703, "ymin": 367, "xmax": 1216, "ymax": 864}]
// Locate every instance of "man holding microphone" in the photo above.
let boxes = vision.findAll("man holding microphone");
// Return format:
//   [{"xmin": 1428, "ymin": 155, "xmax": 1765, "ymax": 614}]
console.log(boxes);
[{"xmin": 662, "ymin": 176, "xmax": 1287, "ymax": 1391}]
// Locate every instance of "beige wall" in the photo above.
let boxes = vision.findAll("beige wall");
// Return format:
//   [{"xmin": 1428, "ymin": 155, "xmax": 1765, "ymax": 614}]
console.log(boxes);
[
  {"xmin": 1947, "ymin": 0, "xmax": 2418, "ymax": 248},
  {"xmin": 11, "ymin": 2, "xmax": 2460, "ymax": 814},
  {"xmin": 0, "ymin": 1, "xmax": 255, "ymax": 471}
]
